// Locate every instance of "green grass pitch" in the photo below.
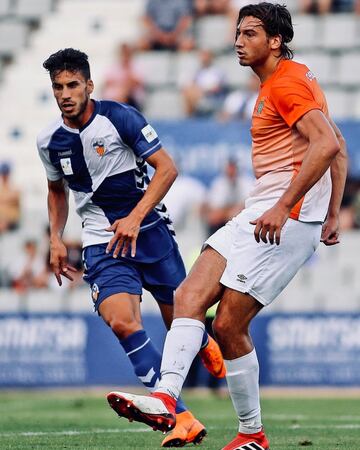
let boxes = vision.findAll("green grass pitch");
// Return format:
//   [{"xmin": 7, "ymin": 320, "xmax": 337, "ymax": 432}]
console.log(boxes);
[{"xmin": 0, "ymin": 390, "xmax": 359, "ymax": 449}]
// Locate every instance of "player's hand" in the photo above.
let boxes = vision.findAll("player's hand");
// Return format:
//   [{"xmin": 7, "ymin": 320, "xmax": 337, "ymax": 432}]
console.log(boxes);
[
  {"xmin": 49, "ymin": 239, "xmax": 77, "ymax": 286},
  {"xmin": 250, "ymin": 202, "xmax": 291, "ymax": 245},
  {"xmin": 105, "ymin": 213, "xmax": 142, "ymax": 258},
  {"xmin": 321, "ymin": 215, "xmax": 340, "ymax": 246}
]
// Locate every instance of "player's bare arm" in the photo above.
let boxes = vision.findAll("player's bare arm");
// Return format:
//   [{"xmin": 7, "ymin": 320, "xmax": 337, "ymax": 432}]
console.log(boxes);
[
  {"xmin": 48, "ymin": 178, "xmax": 77, "ymax": 285},
  {"xmin": 321, "ymin": 117, "xmax": 347, "ymax": 246},
  {"xmin": 251, "ymin": 109, "xmax": 340, "ymax": 245},
  {"xmin": 106, "ymin": 148, "xmax": 177, "ymax": 258}
]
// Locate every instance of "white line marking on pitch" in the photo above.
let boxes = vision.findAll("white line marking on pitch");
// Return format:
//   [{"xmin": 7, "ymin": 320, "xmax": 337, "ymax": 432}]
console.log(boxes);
[
  {"xmin": 1, "ymin": 423, "xmax": 360, "ymax": 438},
  {"xmin": 290, "ymin": 424, "xmax": 360, "ymax": 430},
  {"xmin": 0, "ymin": 428, "xmax": 150, "ymax": 437}
]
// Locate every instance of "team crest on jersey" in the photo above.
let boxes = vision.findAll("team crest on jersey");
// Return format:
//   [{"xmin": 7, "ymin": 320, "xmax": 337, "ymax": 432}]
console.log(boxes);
[
  {"xmin": 257, "ymin": 98, "xmax": 265, "ymax": 114},
  {"xmin": 91, "ymin": 283, "xmax": 99, "ymax": 303},
  {"xmin": 306, "ymin": 70, "xmax": 316, "ymax": 81},
  {"xmin": 92, "ymin": 138, "xmax": 106, "ymax": 157}
]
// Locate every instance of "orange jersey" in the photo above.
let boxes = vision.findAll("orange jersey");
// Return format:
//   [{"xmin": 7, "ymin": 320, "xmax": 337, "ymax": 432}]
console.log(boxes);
[{"xmin": 246, "ymin": 59, "xmax": 331, "ymax": 222}]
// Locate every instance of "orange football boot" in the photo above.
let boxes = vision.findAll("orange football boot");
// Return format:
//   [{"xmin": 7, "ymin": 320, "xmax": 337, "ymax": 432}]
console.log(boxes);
[
  {"xmin": 161, "ymin": 410, "xmax": 207, "ymax": 447},
  {"xmin": 199, "ymin": 336, "xmax": 226, "ymax": 378}
]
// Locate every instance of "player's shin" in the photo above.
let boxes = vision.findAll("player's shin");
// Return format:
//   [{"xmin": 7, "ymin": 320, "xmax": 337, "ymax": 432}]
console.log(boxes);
[
  {"xmin": 157, "ymin": 318, "xmax": 205, "ymax": 399},
  {"xmin": 120, "ymin": 329, "xmax": 187, "ymax": 413},
  {"xmin": 225, "ymin": 348, "xmax": 263, "ymax": 434}
]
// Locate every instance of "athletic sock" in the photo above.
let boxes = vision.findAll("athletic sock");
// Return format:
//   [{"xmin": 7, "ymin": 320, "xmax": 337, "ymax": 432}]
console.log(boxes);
[
  {"xmin": 200, "ymin": 330, "xmax": 209, "ymax": 349},
  {"xmin": 157, "ymin": 318, "xmax": 205, "ymax": 399},
  {"xmin": 225, "ymin": 348, "xmax": 263, "ymax": 434},
  {"xmin": 119, "ymin": 329, "xmax": 187, "ymax": 413}
]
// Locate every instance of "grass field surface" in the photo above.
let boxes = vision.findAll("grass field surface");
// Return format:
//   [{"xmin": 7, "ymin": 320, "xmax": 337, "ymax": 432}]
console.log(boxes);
[{"xmin": 0, "ymin": 389, "xmax": 359, "ymax": 449}]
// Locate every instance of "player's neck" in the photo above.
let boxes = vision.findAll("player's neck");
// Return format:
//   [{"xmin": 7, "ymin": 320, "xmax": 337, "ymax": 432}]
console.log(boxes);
[
  {"xmin": 253, "ymin": 56, "xmax": 284, "ymax": 84},
  {"xmin": 63, "ymin": 99, "xmax": 95, "ymax": 129}
]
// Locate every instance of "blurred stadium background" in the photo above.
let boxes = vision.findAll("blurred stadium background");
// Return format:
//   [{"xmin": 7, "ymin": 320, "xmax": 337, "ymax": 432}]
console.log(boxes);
[{"xmin": 0, "ymin": 1, "xmax": 359, "ymax": 446}]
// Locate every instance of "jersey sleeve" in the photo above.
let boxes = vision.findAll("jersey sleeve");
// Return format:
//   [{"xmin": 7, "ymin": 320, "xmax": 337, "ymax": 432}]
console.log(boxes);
[
  {"xmin": 114, "ymin": 105, "xmax": 162, "ymax": 159},
  {"xmin": 271, "ymin": 75, "xmax": 321, "ymax": 127},
  {"xmin": 37, "ymin": 135, "xmax": 63, "ymax": 181}
]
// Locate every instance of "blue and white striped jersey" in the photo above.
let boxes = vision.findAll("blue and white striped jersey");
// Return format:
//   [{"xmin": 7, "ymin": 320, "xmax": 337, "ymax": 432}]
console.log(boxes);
[{"xmin": 37, "ymin": 100, "xmax": 174, "ymax": 252}]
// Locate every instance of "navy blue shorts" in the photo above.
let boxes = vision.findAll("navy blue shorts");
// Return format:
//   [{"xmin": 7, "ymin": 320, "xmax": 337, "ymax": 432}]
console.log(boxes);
[{"xmin": 82, "ymin": 236, "xmax": 186, "ymax": 311}]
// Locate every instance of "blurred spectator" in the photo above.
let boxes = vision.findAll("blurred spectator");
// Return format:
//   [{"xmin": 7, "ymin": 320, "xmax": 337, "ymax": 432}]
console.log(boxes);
[
  {"xmin": 218, "ymin": 73, "xmax": 259, "ymax": 122},
  {"xmin": 204, "ymin": 158, "xmax": 253, "ymax": 236},
  {"xmin": 9, "ymin": 240, "xmax": 49, "ymax": 293},
  {"xmin": 331, "ymin": 0, "xmax": 360, "ymax": 12},
  {"xmin": 182, "ymin": 49, "xmax": 227, "ymax": 116},
  {"xmin": 163, "ymin": 169, "xmax": 207, "ymax": 230},
  {"xmin": 138, "ymin": 0, "xmax": 195, "ymax": 51},
  {"xmin": 64, "ymin": 239, "xmax": 84, "ymax": 288},
  {"xmin": 0, "ymin": 161, "xmax": 21, "ymax": 233},
  {"xmin": 101, "ymin": 43, "xmax": 145, "ymax": 110},
  {"xmin": 194, "ymin": 0, "xmax": 230, "ymax": 16},
  {"xmin": 299, "ymin": 0, "xmax": 332, "ymax": 13},
  {"xmin": 339, "ymin": 176, "xmax": 360, "ymax": 230}
]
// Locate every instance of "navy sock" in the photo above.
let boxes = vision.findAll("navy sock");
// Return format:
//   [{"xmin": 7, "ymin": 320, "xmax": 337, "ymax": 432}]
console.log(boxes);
[
  {"xmin": 120, "ymin": 329, "xmax": 187, "ymax": 413},
  {"xmin": 201, "ymin": 330, "xmax": 209, "ymax": 349}
]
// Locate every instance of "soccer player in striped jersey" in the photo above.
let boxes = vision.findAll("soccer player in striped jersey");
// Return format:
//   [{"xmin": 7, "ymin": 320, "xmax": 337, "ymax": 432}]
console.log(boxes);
[
  {"xmin": 106, "ymin": 4, "xmax": 347, "ymax": 450},
  {"xmin": 37, "ymin": 48, "xmax": 225, "ymax": 448}
]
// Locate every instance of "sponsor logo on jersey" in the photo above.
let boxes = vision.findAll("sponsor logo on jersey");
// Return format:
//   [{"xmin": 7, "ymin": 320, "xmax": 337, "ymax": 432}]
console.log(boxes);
[
  {"xmin": 237, "ymin": 274, "xmax": 247, "ymax": 283},
  {"xmin": 57, "ymin": 149, "xmax": 73, "ymax": 157},
  {"xmin": 60, "ymin": 157, "xmax": 74, "ymax": 175},
  {"xmin": 141, "ymin": 124, "xmax": 158, "ymax": 143},
  {"xmin": 91, "ymin": 283, "xmax": 99, "ymax": 302},
  {"xmin": 306, "ymin": 70, "xmax": 316, "ymax": 81},
  {"xmin": 92, "ymin": 138, "xmax": 106, "ymax": 157}
]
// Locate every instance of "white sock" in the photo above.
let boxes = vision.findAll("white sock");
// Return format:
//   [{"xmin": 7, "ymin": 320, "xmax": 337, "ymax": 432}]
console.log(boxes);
[
  {"xmin": 225, "ymin": 348, "xmax": 262, "ymax": 434},
  {"xmin": 157, "ymin": 318, "xmax": 205, "ymax": 399}
]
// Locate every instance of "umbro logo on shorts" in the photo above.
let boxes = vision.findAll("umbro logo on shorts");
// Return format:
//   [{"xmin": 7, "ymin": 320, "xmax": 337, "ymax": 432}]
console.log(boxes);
[
  {"xmin": 237, "ymin": 274, "xmax": 247, "ymax": 283},
  {"xmin": 234, "ymin": 442, "xmax": 265, "ymax": 450}
]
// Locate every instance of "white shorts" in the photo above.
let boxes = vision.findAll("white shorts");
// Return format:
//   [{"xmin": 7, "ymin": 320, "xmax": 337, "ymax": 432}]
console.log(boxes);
[{"xmin": 205, "ymin": 208, "xmax": 322, "ymax": 306}]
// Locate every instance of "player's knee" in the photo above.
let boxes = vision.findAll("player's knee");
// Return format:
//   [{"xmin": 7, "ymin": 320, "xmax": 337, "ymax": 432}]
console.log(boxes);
[
  {"xmin": 212, "ymin": 314, "xmax": 228, "ymax": 342},
  {"xmin": 213, "ymin": 312, "xmax": 248, "ymax": 342},
  {"xmin": 174, "ymin": 284, "xmax": 206, "ymax": 318},
  {"xmin": 108, "ymin": 316, "xmax": 142, "ymax": 340}
]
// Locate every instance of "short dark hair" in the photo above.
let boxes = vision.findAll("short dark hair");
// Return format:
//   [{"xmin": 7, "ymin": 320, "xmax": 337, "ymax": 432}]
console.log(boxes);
[
  {"xmin": 236, "ymin": 3, "xmax": 294, "ymax": 59},
  {"xmin": 43, "ymin": 48, "xmax": 91, "ymax": 80}
]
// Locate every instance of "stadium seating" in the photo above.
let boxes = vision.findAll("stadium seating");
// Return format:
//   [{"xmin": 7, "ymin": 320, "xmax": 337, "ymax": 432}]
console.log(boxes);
[
  {"xmin": 196, "ymin": 15, "xmax": 232, "ymax": 52},
  {"xmin": 0, "ymin": 18, "xmax": 29, "ymax": 60},
  {"xmin": 15, "ymin": 0, "xmax": 55, "ymax": 26},
  {"xmin": 291, "ymin": 14, "xmax": 320, "ymax": 51},
  {"xmin": 0, "ymin": 0, "xmax": 11, "ymax": 17}
]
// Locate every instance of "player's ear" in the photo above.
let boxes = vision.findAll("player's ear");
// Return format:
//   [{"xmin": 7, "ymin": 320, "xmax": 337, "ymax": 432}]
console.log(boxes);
[
  {"xmin": 87, "ymin": 79, "xmax": 94, "ymax": 95},
  {"xmin": 270, "ymin": 34, "xmax": 282, "ymax": 51}
]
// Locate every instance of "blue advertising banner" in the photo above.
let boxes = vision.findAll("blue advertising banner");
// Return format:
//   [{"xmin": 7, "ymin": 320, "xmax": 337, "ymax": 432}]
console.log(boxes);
[
  {"xmin": 0, "ymin": 313, "xmax": 167, "ymax": 388},
  {"xmin": 253, "ymin": 313, "xmax": 360, "ymax": 386},
  {"xmin": 0, "ymin": 313, "xmax": 359, "ymax": 387}
]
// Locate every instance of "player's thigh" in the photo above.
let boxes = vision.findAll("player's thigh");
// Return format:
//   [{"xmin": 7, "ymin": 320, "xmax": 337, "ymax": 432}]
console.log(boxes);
[
  {"xmin": 82, "ymin": 243, "xmax": 143, "ymax": 317},
  {"xmin": 142, "ymin": 244, "xmax": 186, "ymax": 307},
  {"xmin": 174, "ymin": 246, "xmax": 226, "ymax": 319}
]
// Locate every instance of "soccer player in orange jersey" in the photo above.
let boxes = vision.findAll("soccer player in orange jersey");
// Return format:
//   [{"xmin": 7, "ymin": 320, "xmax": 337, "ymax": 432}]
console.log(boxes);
[{"xmin": 106, "ymin": 4, "xmax": 347, "ymax": 449}]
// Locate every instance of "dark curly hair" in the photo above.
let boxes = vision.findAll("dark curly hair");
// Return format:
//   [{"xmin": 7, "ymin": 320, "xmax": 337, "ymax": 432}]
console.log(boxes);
[
  {"xmin": 43, "ymin": 48, "xmax": 91, "ymax": 80},
  {"xmin": 236, "ymin": 3, "xmax": 294, "ymax": 59}
]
